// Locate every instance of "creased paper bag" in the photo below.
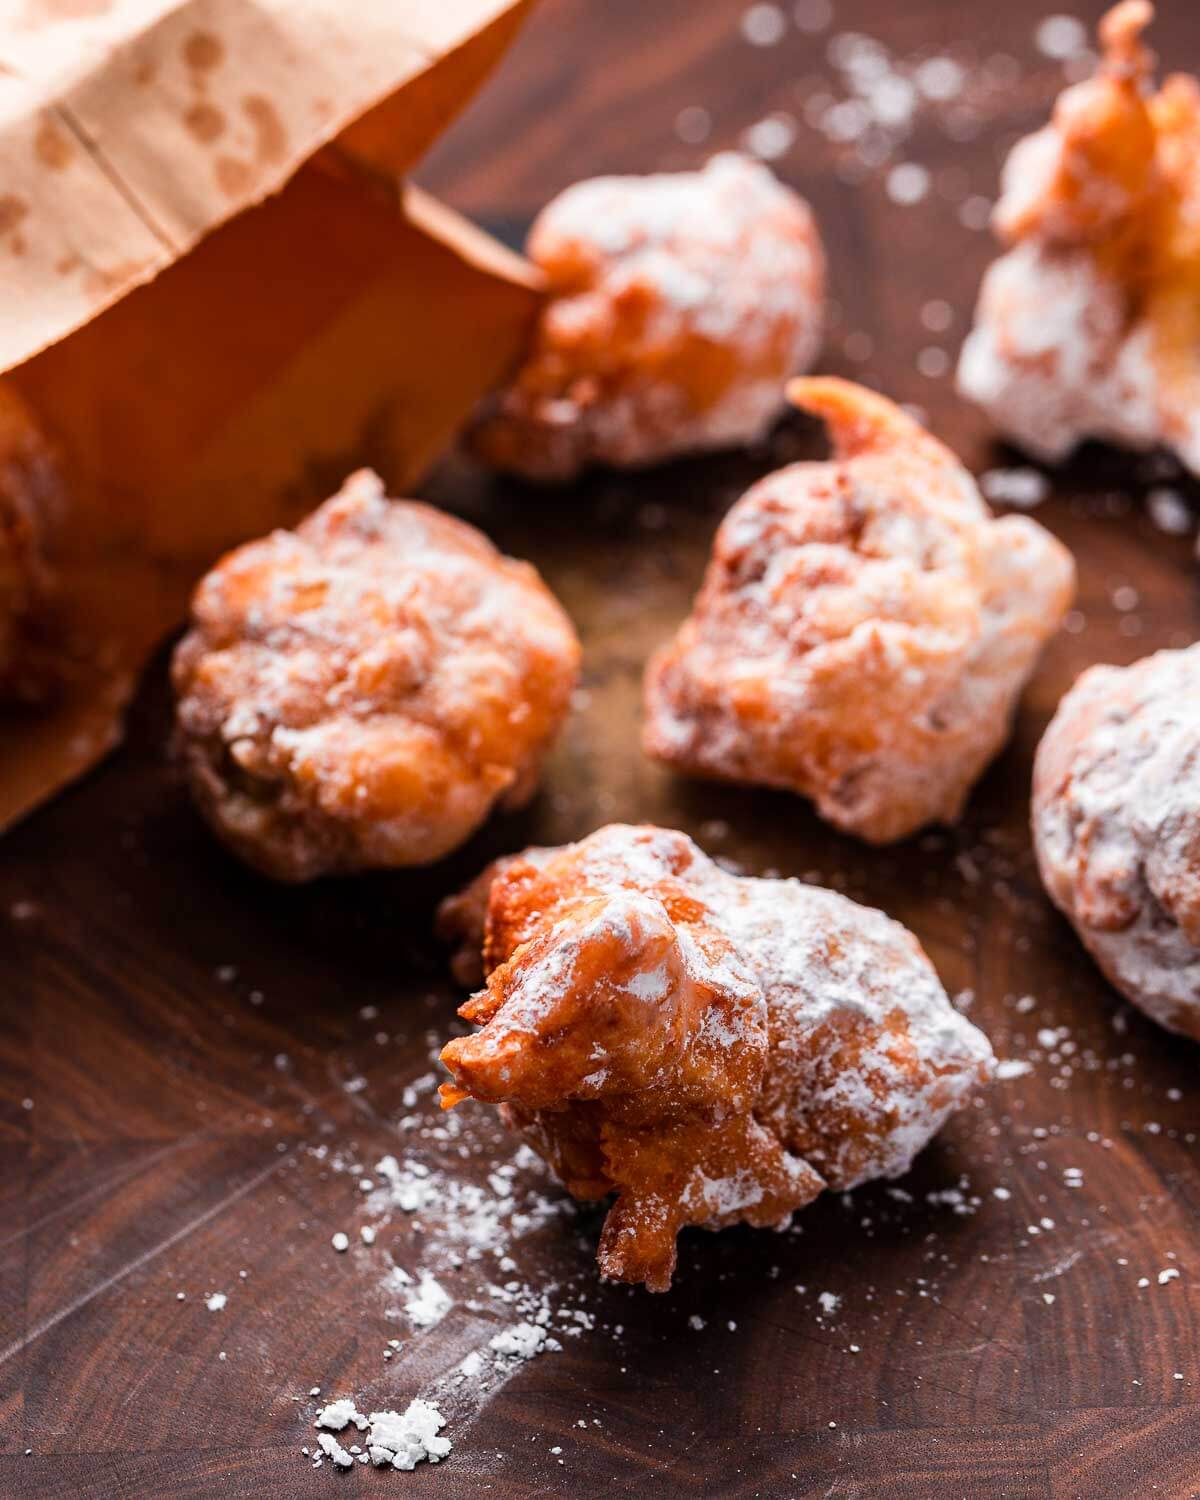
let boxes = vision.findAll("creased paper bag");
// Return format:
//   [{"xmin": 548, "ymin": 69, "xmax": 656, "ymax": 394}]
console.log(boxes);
[{"xmin": 0, "ymin": 0, "xmax": 543, "ymax": 832}]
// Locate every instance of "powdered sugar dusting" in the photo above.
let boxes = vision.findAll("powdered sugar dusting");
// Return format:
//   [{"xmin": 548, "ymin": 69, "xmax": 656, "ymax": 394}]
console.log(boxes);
[
  {"xmin": 1033, "ymin": 644, "xmax": 1200, "ymax": 1038},
  {"xmin": 173, "ymin": 472, "xmax": 580, "ymax": 881},
  {"xmin": 957, "ymin": 5, "xmax": 1200, "ymax": 475},
  {"xmin": 295, "ymin": 1080, "xmax": 608, "ymax": 1477},
  {"xmin": 440, "ymin": 824, "xmax": 995, "ymax": 1281},
  {"xmin": 404, "ymin": 1274, "xmax": 453, "ymax": 1330},
  {"xmin": 472, "ymin": 154, "xmax": 825, "ymax": 481},
  {"xmin": 309, "ymin": 1398, "xmax": 450, "ymax": 1471},
  {"xmin": 644, "ymin": 382, "xmax": 1075, "ymax": 844},
  {"xmin": 714, "ymin": 858, "xmax": 997, "ymax": 1186},
  {"xmin": 958, "ymin": 245, "xmax": 1161, "ymax": 464}
]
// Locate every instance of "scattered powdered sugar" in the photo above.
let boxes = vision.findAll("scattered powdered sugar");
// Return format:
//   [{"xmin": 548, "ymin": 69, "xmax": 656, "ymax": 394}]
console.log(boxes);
[
  {"xmin": 297, "ymin": 1083, "xmax": 598, "ymax": 1479},
  {"xmin": 204, "ymin": 1291, "xmax": 227, "ymax": 1312},
  {"xmin": 363, "ymin": 1147, "xmax": 572, "ymax": 1286},
  {"xmin": 784, "ymin": 26, "xmax": 1024, "ymax": 196},
  {"xmin": 979, "ymin": 467, "xmax": 1050, "ymax": 509},
  {"xmin": 674, "ymin": 105, "xmax": 712, "ymax": 145},
  {"xmin": 315, "ymin": 1398, "xmax": 367, "ymax": 1432},
  {"xmin": 742, "ymin": 112, "xmax": 799, "ymax": 161},
  {"xmin": 996, "ymin": 1058, "xmax": 1034, "ymax": 1081},
  {"xmin": 240, "ymin": 914, "xmax": 1181, "ymax": 1487},
  {"xmin": 916, "ymin": 346, "xmax": 950, "ymax": 379},
  {"xmin": 489, "ymin": 1322, "xmax": 547, "ymax": 1359},
  {"xmin": 404, "ymin": 1274, "xmax": 453, "ymax": 1330},
  {"xmin": 740, "ymin": 2, "xmax": 787, "ymax": 48},
  {"xmin": 1147, "ymin": 488, "xmax": 1192, "ymax": 537},
  {"xmin": 885, "ymin": 162, "xmax": 930, "ymax": 205},
  {"xmin": 315, "ymin": 1432, "xmax": 354, "ymax": 1469},
  {"xmin": 1034, "ymin": 14, "xmax": 1088, "ymax": 62},
  {"xmin": 793, "ymin": 0, "xmax": 832, "ymax": 33}
]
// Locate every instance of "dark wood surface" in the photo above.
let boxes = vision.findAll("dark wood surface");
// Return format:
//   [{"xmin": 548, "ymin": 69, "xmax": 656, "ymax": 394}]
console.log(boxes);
[{"xmin": 5, "ymin": 1, "xmax": 1200, "ymax": 1495}]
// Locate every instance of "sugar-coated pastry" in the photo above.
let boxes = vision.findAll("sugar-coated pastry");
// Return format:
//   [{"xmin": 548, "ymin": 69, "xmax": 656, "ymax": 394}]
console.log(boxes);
[
  {"xmin": 471, "ymin": 153, "xmax": 825, "ymax": 481},
  {"xmin": 643, "ymin": 378, "xmax": 1075, "ymax": 844},
  {"xmin": 438, "ymin": 824, "xmax": 995, "ymax": 1291},
  {"xmin": 0, "ymin": 383, "xmax": 63, "ymax": 705},
  {"xmin": 172, "ymin": 471, "xmax": 580, "ymax": 881},
  {"xmin": 958, "ymin": 1, "xmax": 1200, "ymax": 474},
  {"xmin": 1033, "ymin": 644, "xmax": 1200, "ymax": 1039}
]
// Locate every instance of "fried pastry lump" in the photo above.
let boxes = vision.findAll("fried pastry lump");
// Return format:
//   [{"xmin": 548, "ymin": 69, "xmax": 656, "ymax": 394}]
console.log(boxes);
[
  {"xmin": 471, "ymin": 153, "xmax": 825, "ymax": 481},
  {"xmin": 0, "ymin": 383, "xmax": 63, "ymax": 705},
  {"xmin": 438, "ymin": 824, "xmax": 995, "ymax": 1291},
  {"xmin": 1033, "ymin": 645, "xmax": 1200, "ymax": 1039},
  {"xmin": 172, "ymin": 471, "xmax": 580, "ymax": 881},
  {"xmin": 958, "ymin": 2, "xmax": 1200, "ymax": 474},
  {"xmin": 643, "ymin": 379, "xmax": 1075, "ymax": 844}
]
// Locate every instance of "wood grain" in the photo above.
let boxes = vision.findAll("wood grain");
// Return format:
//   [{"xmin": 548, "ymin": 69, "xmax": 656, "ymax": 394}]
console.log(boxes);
[{"xmin": 4, "ymin": 0, "xmax": 1200, "ymax": 1496}]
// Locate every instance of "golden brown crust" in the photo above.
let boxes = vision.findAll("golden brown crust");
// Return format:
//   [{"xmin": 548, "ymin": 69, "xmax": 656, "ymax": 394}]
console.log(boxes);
[
  {"xmin": 959, "ymin": 2, "xmax": 1200, "ymax": 473},
  {"xmin": 1033, "ymin": 645, "xmax": 1200, "ymax": 1038},
  {"xmin": 643, "ymin": 379, "xmax": 1075, "ymax": 843},
  {"xmin": 438, "ymin": 824, "xmax": 994, "ymax": 1290},
  {"xmin": 471, "ymin": 154, "xmax": 825, "ymax": 481},
  {"xmin": 172, "ymin": 472, "xmax": 580, "ymax": 881}
]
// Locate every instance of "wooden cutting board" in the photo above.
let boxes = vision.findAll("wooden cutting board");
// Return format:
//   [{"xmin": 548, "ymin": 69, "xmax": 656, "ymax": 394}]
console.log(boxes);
[{"xmin": 3, "ymin": 0, "xmax": 1200, "ymax": 1495}]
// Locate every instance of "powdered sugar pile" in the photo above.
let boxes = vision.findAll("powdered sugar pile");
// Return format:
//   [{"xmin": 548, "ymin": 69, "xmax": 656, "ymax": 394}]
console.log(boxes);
[
  {"xmin": 403, "ymin": 1274, "xmax": 453, "ymax": 1330},
  {"xmin": 489, "ymin": 1322, "xmax": 548, "ymax": 1359},
  {"xmin": 311, "ymin": 1396, "xmax": 451, "ymax": 1471},
  {"xmin": 792, "ymin": 29, "xmax": 1018, "ymax": 186},
  {"xmin": 295, "ymin": 1065, "xmax": 608, "ymax": 1477}
]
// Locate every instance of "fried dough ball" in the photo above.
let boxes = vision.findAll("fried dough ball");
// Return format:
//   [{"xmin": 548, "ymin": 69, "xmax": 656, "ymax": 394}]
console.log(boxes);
[
  {"xmin": 642, "ymin": 379, "xmax": 1075, "ymax": 844},
  {"xmin": 438, "ymin": 824, "xmax": 995, "ymax": 1291},
  {"xmin": 471, "ymin": 153, "xmax": 825, "ymax": 481},
  {"xmin": 958, "ymin": 2, "xmax": 1200, "ymax": 474},
  {"xmin": 1033, "ymin": 645, "xmax": 1200, "ymax": 1039},
  {"xmin": 172, "ymin": 471, "xmax": 580, "ymax": 881},
  {"xmin": 0, "ymin": 383, "xmax": 63, "ymax": 705}
]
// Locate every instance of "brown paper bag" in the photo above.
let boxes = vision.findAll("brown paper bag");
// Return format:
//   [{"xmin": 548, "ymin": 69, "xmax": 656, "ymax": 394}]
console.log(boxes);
[{"xmin": 0, "ymin": 0, "xmax": 543, "ymax": 832}]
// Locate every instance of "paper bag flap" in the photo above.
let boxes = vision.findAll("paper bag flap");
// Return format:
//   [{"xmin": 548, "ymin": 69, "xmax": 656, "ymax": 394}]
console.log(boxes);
[{"xmin": 0, "ymin": 0, "xmax": 533, "ymax": 375}]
